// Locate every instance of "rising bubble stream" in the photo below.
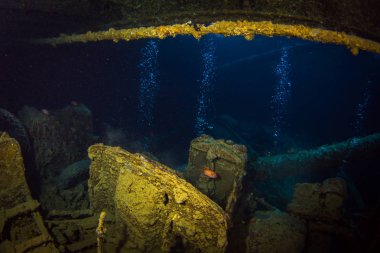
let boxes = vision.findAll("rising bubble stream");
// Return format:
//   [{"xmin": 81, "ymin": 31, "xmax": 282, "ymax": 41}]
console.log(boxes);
[
  {"xmin": 194, "ymin": 36, "xmax": 217, "ymax": 136},
  {"xmin": 137, "ymin": 40, "xmax": 160, "ymax": 130},
  {"xmin": 353, "ymin": 79, "xmax": 372, "ymax": 134},
  {"xmin": 271, "ymin": 48, "xmax": 292, "ymax": 146}
]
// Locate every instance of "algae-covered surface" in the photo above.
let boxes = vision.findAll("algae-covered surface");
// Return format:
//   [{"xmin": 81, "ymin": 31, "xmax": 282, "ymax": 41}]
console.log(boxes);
[
  {"xmin": 0, "ymin": 132, "xmax": 31, "ymax": 208},
  {"xmin": 186, "ymin": 135, "xmax": 247, "ymax": 216},
  {"xmin": 40, "ymin": 21, "xmax": 380, "ymax": 55},
  {"xmin": 88, "ymin": 144, "xmax": 228, "ymax": 253}
]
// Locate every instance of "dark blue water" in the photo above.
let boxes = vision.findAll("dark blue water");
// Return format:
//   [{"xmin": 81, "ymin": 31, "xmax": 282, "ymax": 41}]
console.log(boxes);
[
  {"xmin": 1, "ymin": 35, "xmax": 380, "ymax": 167},
  {"xmin": 2, "ymin": 32, "xmax": 380, "ymax": 253}
]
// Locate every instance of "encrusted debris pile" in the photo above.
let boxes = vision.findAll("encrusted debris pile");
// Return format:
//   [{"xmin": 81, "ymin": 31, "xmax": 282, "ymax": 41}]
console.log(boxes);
[
  {"xmin": 88, "ymin": 143, "xmax": 228, "ymax": 253},
  {"xmin": 0, "ymin": 133, "xmax": 59, "ymax": 253},
  {"xmin": 186, "ymin": 135, "xmax": 247, "ymax": 216}
]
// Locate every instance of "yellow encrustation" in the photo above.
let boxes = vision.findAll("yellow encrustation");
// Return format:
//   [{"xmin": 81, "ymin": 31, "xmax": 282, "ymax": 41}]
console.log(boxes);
[
  {"xmin": 96, "ymin": 210, "xmax": 107, "ymax": 253},
  {"xmin": 88, "ymin": 144, "xmax": 228, "ymax": 253},
  {"xmin": 39, "ymin": 20, "xmax": 380, "ymax": 55}
]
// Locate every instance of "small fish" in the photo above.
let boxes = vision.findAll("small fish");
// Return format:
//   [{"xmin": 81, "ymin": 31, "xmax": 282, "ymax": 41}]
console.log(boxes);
[{"xmin": 202, "ymin": 167, "xmax": 219, "ymax": 179}]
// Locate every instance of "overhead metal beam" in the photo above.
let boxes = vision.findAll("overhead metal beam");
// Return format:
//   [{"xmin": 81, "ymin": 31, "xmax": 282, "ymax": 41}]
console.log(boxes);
[{"xmin": 1, "ymin": 0, "xmax": 380, "ymax": 47}]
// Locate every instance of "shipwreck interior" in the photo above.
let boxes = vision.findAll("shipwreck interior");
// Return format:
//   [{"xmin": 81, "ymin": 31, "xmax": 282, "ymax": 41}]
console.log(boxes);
[{"xmin": 1, "ymin": 1, "xmax": 380, "ymax": 253}]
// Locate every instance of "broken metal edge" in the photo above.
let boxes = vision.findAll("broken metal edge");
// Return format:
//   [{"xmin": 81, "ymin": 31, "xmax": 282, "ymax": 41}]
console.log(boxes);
[{"xmin": 35, "ymin": 20, "xmax": 380, "ymax": 55}]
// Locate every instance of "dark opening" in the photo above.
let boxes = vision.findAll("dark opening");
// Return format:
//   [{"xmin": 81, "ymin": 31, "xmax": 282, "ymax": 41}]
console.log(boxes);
[{"xmin": 164, "ymin": 193, "xmax": 169, "ymax": 205}]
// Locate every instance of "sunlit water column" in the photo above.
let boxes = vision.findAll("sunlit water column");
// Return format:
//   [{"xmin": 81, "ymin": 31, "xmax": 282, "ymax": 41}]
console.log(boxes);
[
  {"xmin": 271, "ymin": 48, "xmax": 292, "ymax": 146},
  {"xmin": 195, "ymin": 36, "xmax": 217, "ymax": 136},
  {"xmin": 137, "ymin": 40, "xmax": 160, "ymax": 129},
  {"xmin": 353, "ymin": 79, "xmax": 372, "ymax": 135}
]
